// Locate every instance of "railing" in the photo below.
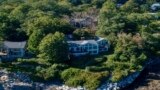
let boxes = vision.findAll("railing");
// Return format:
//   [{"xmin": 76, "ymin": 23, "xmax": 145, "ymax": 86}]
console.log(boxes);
[{"xmin": 0, "ymin": 52, "xmax": 7, "ymax": 56}]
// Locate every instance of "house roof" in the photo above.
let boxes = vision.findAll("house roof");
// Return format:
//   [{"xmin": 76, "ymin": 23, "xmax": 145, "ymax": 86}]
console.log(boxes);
[
  {"xmin": 67, "ymin": 40, "xmax": 98, "ymax": 46},
  {"xmin": 97, "ymin": 37, "xmax": 105, "ymax": 42},
  {"xmin": 151, "ymin": 3, "xmax": 160, "ymax": 10},
  {"xmin": 4, "ymin": 41, "xmax": 26, "ymax": 49},
  {"xmin": 71, "ymin": 18, "xmax": 85, "ymax": 23},
  {"xmin": 151, "ymin": 3, "xmax": 160, "ymax": 7}
]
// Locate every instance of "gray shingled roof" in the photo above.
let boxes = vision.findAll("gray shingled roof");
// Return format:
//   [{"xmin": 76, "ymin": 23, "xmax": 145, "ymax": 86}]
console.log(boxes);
[{"xmin": 4, "ymin": 41, "xmax": 26, "ymax": 49}]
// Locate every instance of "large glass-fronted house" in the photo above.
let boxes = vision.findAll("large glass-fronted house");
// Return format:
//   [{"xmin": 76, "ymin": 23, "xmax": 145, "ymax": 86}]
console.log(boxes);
[{"xmin": 67, "ymin": 37, "xmax": 109, "ymax": 56}]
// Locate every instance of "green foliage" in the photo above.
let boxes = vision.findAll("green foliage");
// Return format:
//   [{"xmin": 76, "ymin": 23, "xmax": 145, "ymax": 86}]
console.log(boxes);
[
  {"xmin": 141, "ymin": 21, "xmax": 160, "ymax": 55},
  {"xmin": 0, "ymin": 12, "xmax": 27, "ymax": 41},
  {"xmin": 111, "ymin": 69, "xmax": 129, "ymax": 82},
  {"xmin": 138, "ymin": 53, "xmax": 147, "ymax": 65},
  {"xmin": 24, "ymin": 14, "xmax": 73, "ymax": 53},
  {"xmin": 0, "ymin": 0, "xmax": 73, "ymax": 42},
  {"xmin": 27, "ymin": 30, "xmax": 45, "ymax": 53},
  {"xmin": 105, "ymin": 33, "xmax": 147, "ymax": 81},
  {"xmin": 68, "ymin": 0, "xmax": 92, "ymax": 6},
  {"xmin": 17, "ymin": 58, "xmax": 40, "ymax": 66},
  {"xmin": 85, "ymin": 66, "xmax": 107, "ymax": 72},
  {"xmin": 61, "ymin": 68, "xmax": 109, "ymax": 89},
  {"xmin": 98, "ymin": 0, "xmax": 160, "ymax": 60},
  {"xmin": 0, "ymin": 0, "xmax": 159, "ymax": 89},
  {"xmin": 120, "ymin": 0, "xmax": 140, "ymax": 13},
  {"xmin": 92, "ymin": 0, "xmax": 106, "ymax": 8},
  {"xmin": 73, "ymin": 29, "xmax": 93, "ymax": 40},
  {"xmin": 35, "ymin": 64, "xmax": 61, "ymax": 81},
  {"xmin": 9, "ymin": 4, "xmax": 31, "ymax": 22},
  {"xmin": 68, "ymin": 0, "xmax": 82, "ymax": 6},
  {"xmin": 38, "ymin": 32, "xmax": 69, "ymax": 64}
]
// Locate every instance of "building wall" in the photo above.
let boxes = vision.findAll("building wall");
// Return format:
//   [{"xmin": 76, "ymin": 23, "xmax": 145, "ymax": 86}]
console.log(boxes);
[
  {"xmin": 8, "ymin": 48, "xmax": 25, "ymax": 58},
  {"xmin": 69, "ymin": 43, "xmax": 99, "ymax": 56},
  {"xmin": 97, "ymin": 40, "xmax": 109, "ymax": 52},
  {"xmin": 68, "ymin": 39, "xmax": 110, "ymax": 56}
]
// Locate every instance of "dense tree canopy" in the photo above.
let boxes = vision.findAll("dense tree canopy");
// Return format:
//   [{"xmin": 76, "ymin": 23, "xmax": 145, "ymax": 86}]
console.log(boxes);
[
  {"xmin": 73, "ymin": 29, "xmax": 93, "ymax": 40},
  {"xmin": 38, "ymin": 32, "xmax": 69, "ymax": 64},
  {"xmin": 0, "ymin": 0, "xmax": 160, "ymax": 89},
  {"xmin": 0, "ymin": 0, "xmax": 74, "ymax": 52},
  {"xmin": 98, "ymin": 0, "xmax": 160, "ymax": 82}
]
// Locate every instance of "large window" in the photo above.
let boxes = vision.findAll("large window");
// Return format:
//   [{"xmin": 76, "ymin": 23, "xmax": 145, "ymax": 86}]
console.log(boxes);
[
  {"xmin": 89, "ymin": 51, "xmax": 92, "ymax": 54},
  {"xmin": 93, "ymin": 46, "xmax": 97, "ymax": 49},
  {"xmin": 84, "ymin": 46, "xmax": 88, "ymax": 50},
  {"xmin": 10, "ymin": 51, "xmax": 20, "ymax": 56},
  {"xmin": 89, "ymin": 46, "xmax": 92, "ymax": 49},
  {"xmin": 76, "ymin": 47, "xmax": 80, "ymax": 51},
  {"xmin": 92, "ymin": 51, "xmax": 97, "ymax": 54},
  {"xmin": 11, "ymin": 49, "xmax": 21, "ymax": 52}
]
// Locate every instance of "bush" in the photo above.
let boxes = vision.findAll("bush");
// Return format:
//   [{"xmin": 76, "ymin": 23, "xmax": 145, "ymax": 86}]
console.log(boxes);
[
  {"xmin": 73, "ymin": 29, "xmax": 93, "ymax": 40},
  {"xmin": 85, "ymin": 66, "xmax": 107, "ymax": 72},
  {"xmin": 111, "ymin": 69, "xmax": 129, "ymax": 82},
  {"xmin": 92, "ymin": 0, "xmax": 106, "ymax": 8},
  {"xmin": 61, "ymin": 68, "xmax": 109, "ymax": 89},
  {"xmin": 61, "ymin": 68, "xmax": 81, "ymax": 81},
  {"xmin": 35, "ymin": 66, "xmax": 59, "ymax": 81},
  {"xmin": 107, "ymin": 54, "xmax": 117, "ymax": 62},
  {"xmin": 35, "ymin": 64, "xmax": 68, "ymax": 81},
  {"xmin": 65, "ymin": 77, "xmax": 85, "ymax": 87},
  {"xmin": 17, "ymin": 58, "xmax": 39, "ymax": 66},
  {"xmin": 138, "ymin": 53, "xmax": 147, "ymax": 65}
]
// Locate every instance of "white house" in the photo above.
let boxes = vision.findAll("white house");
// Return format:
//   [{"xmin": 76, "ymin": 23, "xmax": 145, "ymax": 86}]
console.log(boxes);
[
  {"xmin": 67, "ymin": 37, "xmax": 109, "ymax": 56},
  {"xmin": 68, "ymin": 40, "xmax": 99, "ymax": 56},
  {"xmin": 97, "ymin": 37, "xmax": 109, "ymax": 52},
  {"xmin": 0, "ymin": 41, "xmax": 26, "ymax": 59},
  {"xmin": 151, "ymin": 3, "xmax": 160, "ymax": 11}
]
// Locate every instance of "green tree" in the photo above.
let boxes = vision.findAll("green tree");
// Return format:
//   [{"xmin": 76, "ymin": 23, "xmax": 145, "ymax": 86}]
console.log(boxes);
[
  {"xmin": 73, "ymin": 29, "xmax": 92, "ymax": 40},
  {"xmin": 31, "ymin": 0, "xmax": 71, "ymax": 16},
  {"xmin": 92, "ymin": 0, "xmax": 106, "ymax": 8},
  {"xmin": 68, "ymin": 0, "xmax": 82, "ymax": 6},
  {"xmin": 27, "ymin": 30, "xmax": 45, "ymax": 54},
  {"xmin": 23, "ymin": 15, "xmax": 73, "ymax": 36},
  {"xmin": 120, "ymin": 0, "xmax": 140, "ymax": 13},
  {"xmin": 9, "ymin": 4, "xmax": 31, "ymax": 22},
  {"xmin": 38, "ymin": 32, "xmax": 69, "ymax": 64},
  {"xmin": 141, "ymin": 21, "xmax": 160, "ymax": 55},
  {"xmin": 35, "ymin": 64, "xmax": 61, "ymax": 80},
  {"xmin": 0, "ymin": 12, "xmax": 27, "ymax": 41}
]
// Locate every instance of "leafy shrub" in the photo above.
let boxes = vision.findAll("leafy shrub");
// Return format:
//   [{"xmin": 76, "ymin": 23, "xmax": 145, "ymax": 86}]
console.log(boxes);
[
  {"xmin": 61, "ymin": 68, "xmax": 109, "ymax": 89},
  {"xmin": 65, "ymin": 77, "xmax": 85, "ymax": 87},
  {"xmin": 17, "ymin": 58, "xmax": 39, "ymax": 66},
  {"xmin": 92, "ymin": 0, "xmax": 106, "ymax": 8},
  {"xmin": 85, "ymin": 66, "xmax": 107, "ymax": 72},
  {"xmin": 107, "ymin": 54, "xmax": 117, "ymax": 62},
  {"xmin": 35, "ymin": 66, "xmax": 59, "ymax": 81},
  {"xmin": 61, "ymin": 68, "xmax": 81, "ymax": 81},
  {"xmin": 35, "ymin": 64, "xmax": 68, "ymax": 81},
  {"xmin": 138, "ymin": 53, "xmax": 147, "ymax": 65},
  {"xmin": 111, "ymin": 69, "xmax": 129, "ymax": 82}
]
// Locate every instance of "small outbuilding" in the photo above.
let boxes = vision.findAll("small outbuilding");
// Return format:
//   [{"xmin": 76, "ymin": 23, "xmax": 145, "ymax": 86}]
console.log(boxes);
[{"xmin": 0, "ymin": 41, "xmax": 26, "ymax": 59}]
